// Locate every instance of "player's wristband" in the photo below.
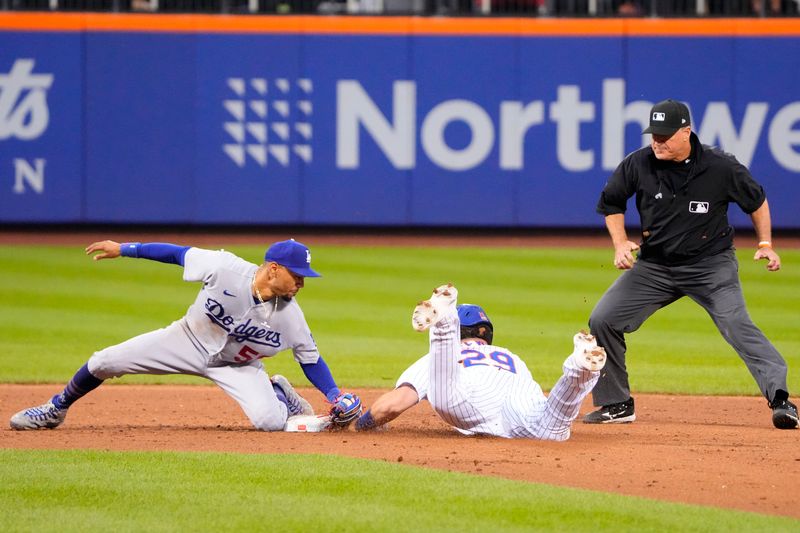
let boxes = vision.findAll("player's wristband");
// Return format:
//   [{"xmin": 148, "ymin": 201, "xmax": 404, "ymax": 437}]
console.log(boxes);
[
  {"xmin": 120, "ymin": 242, "xmax": 141, "ymax": 258},
  {"xmin": 758, "ymin": 241, "xmax": 772, "ymax": 249},
  {"xmin": 355, "ymin": 410, "xmax": 377, "ymax": 431}
]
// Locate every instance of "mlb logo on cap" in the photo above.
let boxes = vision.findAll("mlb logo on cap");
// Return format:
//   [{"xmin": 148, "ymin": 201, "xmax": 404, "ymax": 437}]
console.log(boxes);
[
  {"xmin": 653, "ymin": 112, "xmax": 666, "ymax": 121},
  {"xmin": 265, "ymin": 239, "xmax": 321, "ymax": 277}
]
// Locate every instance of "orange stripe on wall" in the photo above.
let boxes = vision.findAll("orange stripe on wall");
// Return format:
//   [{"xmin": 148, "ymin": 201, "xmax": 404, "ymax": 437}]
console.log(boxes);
[{"xmin": 1, "ymin": 12, "xmax": 800, "ymax": 36}]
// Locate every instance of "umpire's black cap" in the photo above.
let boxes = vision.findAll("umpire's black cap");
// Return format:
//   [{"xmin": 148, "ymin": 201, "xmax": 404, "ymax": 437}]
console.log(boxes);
[{"xmin": 643, "ymin": 99, "xmax": 691, "ymax": 136}]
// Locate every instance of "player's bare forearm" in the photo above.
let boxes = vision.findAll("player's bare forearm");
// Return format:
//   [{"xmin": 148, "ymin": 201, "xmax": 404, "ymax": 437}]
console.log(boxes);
[
  {"xmin": 85, "ymin": 240, "xmax": 122, "ymax": 261},
  {"xmin": 358, "ymin": 385, "xmax": 419, "ymax": 430}
]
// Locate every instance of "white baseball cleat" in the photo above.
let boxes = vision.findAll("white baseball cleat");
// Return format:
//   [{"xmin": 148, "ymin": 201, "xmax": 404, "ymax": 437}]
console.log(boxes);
[
  {"xmin": 10, "ymin": 396, "xmax": 68, "ymax": 430},
  {"xmin": 411, "ymin": 283, "xmax": 458, "ymax": 332},
  {"xmin": 566, "ymin": 330, "xmax": 606, "ymax": 372},
  {"xmin": 578, "ymin": 346, "xmax": 607, "ymax": 372},
  {"xmin": 271, "ymin": 375, "xmax": 314, "ymax": 417},
  {"xmin": 572, "ymin": 330, "xmax": 597, "ymax": 355}
]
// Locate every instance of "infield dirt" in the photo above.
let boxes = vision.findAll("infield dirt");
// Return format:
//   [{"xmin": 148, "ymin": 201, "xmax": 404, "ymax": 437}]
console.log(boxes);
[{"xmin": 2, "ymin": 384, "xmax": 798, "ymax": 519}]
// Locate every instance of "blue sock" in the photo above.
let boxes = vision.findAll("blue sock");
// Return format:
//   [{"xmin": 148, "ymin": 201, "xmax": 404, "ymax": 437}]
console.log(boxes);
[
  {"xmin": 272, "ymin": 382, "xmax": 289, "ymax": 408},
  {"xmin": 355, "ymin": 410, "xmax": 377, "ymax": 431},
  {"xmin": 52, "ymin": 364, "xmax": 104, "ymax": 409}
]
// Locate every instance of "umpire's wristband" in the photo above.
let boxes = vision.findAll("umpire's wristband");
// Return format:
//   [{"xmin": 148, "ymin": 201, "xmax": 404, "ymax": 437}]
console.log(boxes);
[{"xmin": 120, "ymin": 242, "xmax": 141, "ymax": 258}]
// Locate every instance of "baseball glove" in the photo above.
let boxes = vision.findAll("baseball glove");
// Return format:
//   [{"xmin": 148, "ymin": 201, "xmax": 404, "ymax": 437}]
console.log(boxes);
[{"xmin": 329, "ymin": 392, "xmax": 362, "ymax": 428}]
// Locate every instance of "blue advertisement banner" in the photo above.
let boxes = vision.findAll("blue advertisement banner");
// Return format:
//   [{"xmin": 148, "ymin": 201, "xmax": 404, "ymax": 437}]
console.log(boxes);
[
  {"xmin": 1, "ymin": 28, "xmax": 799, "ymax": 227},
  {"xmin": 0, "ymin": 33, "xmax": 83, "ymax": 222}
]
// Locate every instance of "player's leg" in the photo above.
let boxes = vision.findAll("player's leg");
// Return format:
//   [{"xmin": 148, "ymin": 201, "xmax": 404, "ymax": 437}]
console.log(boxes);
[
  {"xmin": 588, "ymin": 260, "xmax": 681, "ymax": 409},
  {"xmin": 682, "ymin": 251, "xmax": 795, "ymax": 429},
  {"xmin": 9, "ymin": 361, "xmax": 104, "ymax": 430},
  {"xmin": 205, "ymin": 363, "xmax": 289, "ymax": 431},
  {"xmin": 10, "ymin": 321, "xmax": 204, "ymax": 430},
  {"xmin": 523, "ymin": 332, "xmax": 605, "ymax": 441},
  {"xmin": 412, "ymin": 284, "xmax": 479, "ymax": 428},
  {"xmin": 88, "ymin": 321, "xmax": 208, "ymax": 379}
]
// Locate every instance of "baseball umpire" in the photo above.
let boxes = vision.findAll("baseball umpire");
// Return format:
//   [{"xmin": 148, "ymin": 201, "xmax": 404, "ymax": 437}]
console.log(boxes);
[
  {"xmin": 585, "ymin": 98, "xmax": 797, "ymax": 429},
  {"xmin": 9, "ymin": 239, "xmax": 361, "ymax": 431}
]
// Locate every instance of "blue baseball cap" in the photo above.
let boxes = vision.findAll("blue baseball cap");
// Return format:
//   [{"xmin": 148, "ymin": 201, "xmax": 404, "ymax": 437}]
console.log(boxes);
[
  {"xmin": 264, "ymin": 239, "xmax": 321, "ymax": 278},
  {"xmin": 457, "ymin": 304, "xmax": 492, "ymax": 328}
]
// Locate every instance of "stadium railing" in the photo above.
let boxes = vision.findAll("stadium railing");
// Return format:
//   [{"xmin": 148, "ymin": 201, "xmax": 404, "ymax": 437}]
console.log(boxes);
[{"xmin": 1, "ymin": 0, "xmax": 799, "ymax": 17}]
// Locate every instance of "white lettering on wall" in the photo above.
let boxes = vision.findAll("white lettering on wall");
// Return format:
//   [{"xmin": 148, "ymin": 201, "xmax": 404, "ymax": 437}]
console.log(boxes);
[
  {"xmin": 335, "ymin": 78, "xmax": 800, "ymax": 173},
  {"xmin": 337, "ymin": 80, "xmax": 415, "ymax": 169},
  {"xmin": 768, "ymin": 102, "xmax": 800, "ymax": 171},
  {"xmin": 13, "ymin": 158, "xmax": 45, "ymax": 194},
  {"xmin": 0, "ymin": 59, "xmax": 53, "ymax": 141},
  {"xmin": 421, "ymin": 100, "xmax": 494, "ymax": 171}
]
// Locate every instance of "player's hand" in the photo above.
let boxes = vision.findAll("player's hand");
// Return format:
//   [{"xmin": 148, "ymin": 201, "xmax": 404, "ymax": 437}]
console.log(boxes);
[
  {"xmin": 85, "ymin": 240, "xmax": 122, "ymax": 261},
  {"xmin": 754, "ymin": 246, "xmax": 781, "ymax": 272},
  {"xmin": 613, "ymin": 241, "xmax": 639, "ymax": 270},
  {"xmin": 329, "ymin": 392, "xmax": 362, "ymax": 429}
]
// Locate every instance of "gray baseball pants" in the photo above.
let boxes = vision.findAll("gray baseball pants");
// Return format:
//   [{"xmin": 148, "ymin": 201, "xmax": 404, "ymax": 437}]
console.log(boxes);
[
  {"xmin": 588, "ymin": 249, "xmax": 788, "ymax": 406},
  {"xmin": 88, "ymin": 319, "xmax": 288, "ymax": 431}
]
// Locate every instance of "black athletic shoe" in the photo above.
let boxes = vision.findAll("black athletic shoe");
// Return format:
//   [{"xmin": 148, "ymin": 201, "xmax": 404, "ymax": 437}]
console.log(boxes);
[
  {"xmin": 770, "ymin": 399, "xmax": 799, "ymax": 430},
  {"xmin": 583, "ymin": 397, "xmax": 636, "ymax": 424}
]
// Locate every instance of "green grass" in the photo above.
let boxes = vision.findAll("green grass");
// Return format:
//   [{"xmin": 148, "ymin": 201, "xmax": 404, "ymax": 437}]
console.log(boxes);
[
  {"xmin": 0, "ymin": 449, "xmax": 796, "ymax": 532},
  {"xmin": 2, "ymin": 244, "xmax": 798, "ymax": 531},
  {"xmin": 0, "ymin": 244, "xmax": 797, "ymax": 395}
]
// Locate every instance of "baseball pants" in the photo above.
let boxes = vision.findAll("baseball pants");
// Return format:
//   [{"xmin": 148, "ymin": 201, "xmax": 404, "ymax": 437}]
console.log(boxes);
[
  {"xmin": 505, "ymin": 362, "xmax": 600, "ymax": 441},
  {"xmin": 88, "ymin": 319, "xmax": 288, "ymax": 430},
  {"xmin": 589, "ymin": 249, "xmax": 789, "ymax": 406}
]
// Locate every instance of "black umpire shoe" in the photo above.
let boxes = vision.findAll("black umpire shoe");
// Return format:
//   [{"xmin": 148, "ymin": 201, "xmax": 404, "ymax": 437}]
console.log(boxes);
[
  {"xmin": 583, "ymin": 397, "xmax": 636, "ymax": 424},
  {"xmin": 770, "ymin": 399, "xmax": 799, "ymax": 430}
]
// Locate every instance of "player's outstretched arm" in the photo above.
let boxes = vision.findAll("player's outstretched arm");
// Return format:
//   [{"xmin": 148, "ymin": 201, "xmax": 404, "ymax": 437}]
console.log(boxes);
[
  {"xmin": 87, "ymin": 241, "xmax": 190, "ymax": 265},
  {"xmin": 355, "ymin": 385, "xmax": 419, "ymax": 431},
  {"xmin": 85, "ymin": 240, "xmax": 121, "ymax": 261}
]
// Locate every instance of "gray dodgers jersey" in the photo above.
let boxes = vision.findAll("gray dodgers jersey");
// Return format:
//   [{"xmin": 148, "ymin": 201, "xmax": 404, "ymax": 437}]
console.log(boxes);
[{"xmin": 181, "ymin": 248, "xmax": 320, "ymax": 366}]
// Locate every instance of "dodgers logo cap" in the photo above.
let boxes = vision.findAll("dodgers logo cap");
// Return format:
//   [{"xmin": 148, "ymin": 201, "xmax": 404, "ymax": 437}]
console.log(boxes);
[
  {"xmin": 642, "ymin": 99, "xmax": 691, "ymax": 136},
  {"xmin": 457, "ymin": 304, "xmax": 492, "ymax": 328},
  {"xmin": 264, "ymin": 239, "xmax": 321, "ymax": 278}
]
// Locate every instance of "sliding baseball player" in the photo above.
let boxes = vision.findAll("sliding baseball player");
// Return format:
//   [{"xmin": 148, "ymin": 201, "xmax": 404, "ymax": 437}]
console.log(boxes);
[{"xmin": 354, "ymin": 284, "xmax": 605, "ymax": 441}]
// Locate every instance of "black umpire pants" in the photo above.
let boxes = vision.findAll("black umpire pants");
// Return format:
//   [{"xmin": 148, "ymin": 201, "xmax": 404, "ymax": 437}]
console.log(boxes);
[{"xmin": 588, "ymin": 249, "xmax": 789, "ymax": 406}]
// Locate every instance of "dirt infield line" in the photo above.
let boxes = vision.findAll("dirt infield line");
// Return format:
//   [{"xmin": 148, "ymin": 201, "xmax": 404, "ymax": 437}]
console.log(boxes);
[{"xmin": 2, "ymin": 384, "xmax": 798, "ymax": 519}]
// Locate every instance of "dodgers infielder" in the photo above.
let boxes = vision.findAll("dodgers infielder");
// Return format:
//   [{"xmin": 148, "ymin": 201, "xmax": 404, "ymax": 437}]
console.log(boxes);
[
  {"xmin": 354, "ymin": 284, "xmax": 606, "ymax": 441},
  {"xmin": 10, "ymin": 239, "xmax": 356, "ymax": 432}
]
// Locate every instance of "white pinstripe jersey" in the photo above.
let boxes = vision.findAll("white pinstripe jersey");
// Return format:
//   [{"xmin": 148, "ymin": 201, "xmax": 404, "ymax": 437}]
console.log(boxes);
[{"xmin": 397, "ymin": 341, "xmax": 548, "ymax": 437}]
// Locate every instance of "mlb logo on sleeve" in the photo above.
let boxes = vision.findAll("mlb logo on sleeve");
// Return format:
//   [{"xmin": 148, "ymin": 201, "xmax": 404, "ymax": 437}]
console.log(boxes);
[{"xmin": 689, "ymin": 201, "xmax": 709, "ymax": 214}]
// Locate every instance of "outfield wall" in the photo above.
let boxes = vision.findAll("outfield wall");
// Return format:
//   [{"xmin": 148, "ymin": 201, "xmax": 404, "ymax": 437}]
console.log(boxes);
[{"xmin": 1, "ymin": 14, "xmax": 799, "ymax": 227}]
